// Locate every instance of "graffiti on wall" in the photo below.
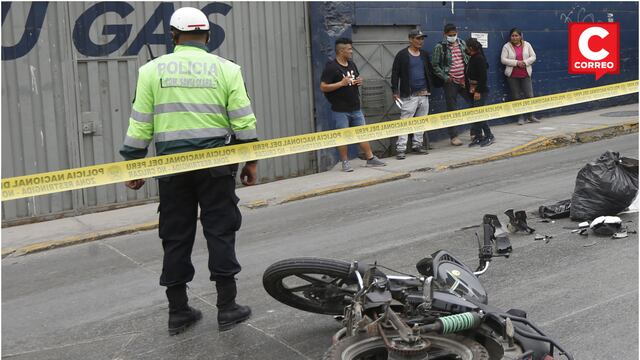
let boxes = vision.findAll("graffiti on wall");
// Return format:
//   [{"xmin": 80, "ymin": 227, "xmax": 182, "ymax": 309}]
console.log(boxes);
[
  {"xmin": 559, "ymin": 5, "xmax": 596, "ymax": 23},
  {"xmin": 1, "ymin": 1, "xmax": 231, "ymax": 61}
]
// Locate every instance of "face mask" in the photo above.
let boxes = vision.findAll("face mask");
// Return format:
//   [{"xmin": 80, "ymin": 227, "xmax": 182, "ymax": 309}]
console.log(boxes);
[{"xmin": 446, "ymin": 35, "xmax": 457, "ymax": 43}]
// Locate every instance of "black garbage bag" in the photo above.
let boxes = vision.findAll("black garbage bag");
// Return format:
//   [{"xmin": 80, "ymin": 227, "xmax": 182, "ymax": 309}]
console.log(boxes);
[
  {"xmin": 570, "ymin": 151, "xmax": 639, "ymax": 221},
  {"xmin": 539, "ymin": 199, "xmax": 571, "ymax": 219}
]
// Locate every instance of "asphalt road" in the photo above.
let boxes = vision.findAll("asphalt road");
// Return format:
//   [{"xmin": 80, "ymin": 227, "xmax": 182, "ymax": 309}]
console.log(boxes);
[{"xmin": 2, "ymin": 134, "xmax": 638, "ymax": 360}]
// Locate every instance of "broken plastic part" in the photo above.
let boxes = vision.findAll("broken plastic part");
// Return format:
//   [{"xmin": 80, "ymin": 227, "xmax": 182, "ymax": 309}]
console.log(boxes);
[
  {"xmin": 590, "ymin": 216, "xmax": 622, "ymax": 235},
  {"xmin": 612, "ymin": 231, "xmax": 628, "ymax": 239},
  {"xmin": 495, "ymin": 235, "xmax": 512, "ymax": 254},
  {"xmin": 590, "ymin": 216, "xmax": 622, "ymax": 227},
  {"xmin": 534, "ymin": 234, "xmax": 553, "ymax": 243},
  {"xmin": 483, "ymin": 215, "xmax": 512, "ymax": 255}
]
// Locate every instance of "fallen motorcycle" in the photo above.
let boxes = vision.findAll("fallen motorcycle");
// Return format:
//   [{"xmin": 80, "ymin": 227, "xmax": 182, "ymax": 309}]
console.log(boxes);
[{"xmin": 263, "ymin": 215, "xmax": 573, "ymax": 360}]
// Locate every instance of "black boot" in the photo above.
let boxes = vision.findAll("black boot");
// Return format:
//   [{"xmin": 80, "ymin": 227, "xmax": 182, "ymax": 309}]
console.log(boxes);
[
  {"xmin": 504, "ymin": 209, "xmax": 520, "ymax": 233},
  {"xmin": 515, "ymin": 210, "xmax": 535, "ymax": 234},
  {"xmin": 166, "ymin": 284, "xmax": 202, "ymax": 336},
  {"xmin": 216, "ymin": 280, "xmax": 252, "ymax": 331}
]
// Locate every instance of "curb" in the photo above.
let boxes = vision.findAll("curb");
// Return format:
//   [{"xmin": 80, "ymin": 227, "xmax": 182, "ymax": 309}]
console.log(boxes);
[
  {"xmin": 440, "ymin": 121, "xmax": 638, "ymax": 170},
  {"xmin": 2, "ymin": 174, "xmax": 411, "ymax": 257},
  {"xmin": 5, "ymin": 121, "xmax": 636, "ymax": 257},
  {"xmin": 575, "ymin": 122, "xmax": 638, "ymax": 143},
  {"xmin": 279, "ymin": 172, "xmax": 411, "ymax": 204},
  {"xmin": 3, "ymin": 220, "xmax": 158, "ymax": 258}
]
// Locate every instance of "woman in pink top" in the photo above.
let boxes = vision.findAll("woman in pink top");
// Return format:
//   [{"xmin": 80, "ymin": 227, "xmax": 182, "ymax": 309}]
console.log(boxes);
[{"xmin": 501, "ymin": 28, "xmax": 539, "ymax": 125}]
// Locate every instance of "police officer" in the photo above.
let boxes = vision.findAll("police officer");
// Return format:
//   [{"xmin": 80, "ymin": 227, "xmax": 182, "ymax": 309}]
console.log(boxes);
[{"xmin": 119, "ymin": 7, "xmax": 256, "ymax": 334}]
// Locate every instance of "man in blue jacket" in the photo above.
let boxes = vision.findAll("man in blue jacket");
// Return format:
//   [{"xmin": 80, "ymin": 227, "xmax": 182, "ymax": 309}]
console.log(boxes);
[{"xmin": 391, "ymin": 29, "xmax": 435, "ymax": 159}]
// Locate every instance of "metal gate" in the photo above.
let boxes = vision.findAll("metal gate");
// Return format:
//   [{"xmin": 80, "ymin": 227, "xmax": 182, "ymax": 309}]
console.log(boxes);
[
  {"xmin": 2, "ymin": 1, "xmax": 315, "ymax": 224},
  {"xmin": 74, "ymin": 57, "xmax": 160, "ymax": 207},
  {"xmin": 352, "ymin": 26, "xmax": 412, "ymax": 156}
]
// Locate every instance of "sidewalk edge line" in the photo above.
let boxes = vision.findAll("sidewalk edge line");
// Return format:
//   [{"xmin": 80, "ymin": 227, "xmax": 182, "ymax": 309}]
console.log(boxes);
[
  {"xmin": 10, "ymin": 220, "xmax": 159, "ymax": 256},
  {"xmin": 279, "ymin": 172, "xmax": 411, "ymax": 204},
  {"xmin": 440, "ymin": 121, "xmax": 638, "ymax": 170}
]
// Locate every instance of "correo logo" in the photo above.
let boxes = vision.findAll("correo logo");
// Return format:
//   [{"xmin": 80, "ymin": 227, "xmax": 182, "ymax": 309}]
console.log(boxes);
[{"xmin": 568, "ymin": 22, "xmax": 620, "ymax": 80}]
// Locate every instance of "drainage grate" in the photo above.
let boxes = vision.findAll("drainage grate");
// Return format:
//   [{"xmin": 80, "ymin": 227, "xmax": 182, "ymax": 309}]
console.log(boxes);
[{"xmin": 599, "ymin": 111, "xmax": 638, "ymax": 117}]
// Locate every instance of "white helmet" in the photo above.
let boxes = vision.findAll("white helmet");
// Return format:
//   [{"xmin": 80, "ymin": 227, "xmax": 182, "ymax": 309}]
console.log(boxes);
[{"xmin": 170, "ymin": 7, "xmax": 210, "ymax": 32}]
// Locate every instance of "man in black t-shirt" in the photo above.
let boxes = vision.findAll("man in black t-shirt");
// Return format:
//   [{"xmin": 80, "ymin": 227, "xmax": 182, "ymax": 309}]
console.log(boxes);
[{"xmin": 320, "ymin": 38, "xmax": 385, "ymax": 172}]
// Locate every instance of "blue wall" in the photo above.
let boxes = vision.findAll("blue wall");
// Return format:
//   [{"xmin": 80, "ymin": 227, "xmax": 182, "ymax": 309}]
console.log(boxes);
[{"xmin": 310, "ymin": 1, "xmax": 639, "ymax": 171}]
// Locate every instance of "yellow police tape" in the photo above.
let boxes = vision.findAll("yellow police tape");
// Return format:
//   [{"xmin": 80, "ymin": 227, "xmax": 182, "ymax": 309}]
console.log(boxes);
[{"xmin": 2, "ymin": 80, "xmax": 638, "ymax": 201}]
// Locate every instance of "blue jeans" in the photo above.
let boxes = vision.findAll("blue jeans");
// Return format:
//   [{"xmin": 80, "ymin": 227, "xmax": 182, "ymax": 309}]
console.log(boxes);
[
  {"xmin": 507, "ymin": 77, "xmax": 536, "ymax": 120},
  {"xmin": 332, "ymin": 110, "xmax": 366, "ymax": 129}
]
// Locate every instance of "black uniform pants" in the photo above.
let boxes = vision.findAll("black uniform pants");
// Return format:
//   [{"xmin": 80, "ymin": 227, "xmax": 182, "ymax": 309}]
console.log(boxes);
[{"xmin": 158, "ymin": 167, "xmax": 242, "ymax": 287}]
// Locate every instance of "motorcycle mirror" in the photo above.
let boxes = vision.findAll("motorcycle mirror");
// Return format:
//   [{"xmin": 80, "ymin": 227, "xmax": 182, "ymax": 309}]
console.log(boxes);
[{"xmin": 416, "ymin": 256, "xmax": 433, "ymax": 276}]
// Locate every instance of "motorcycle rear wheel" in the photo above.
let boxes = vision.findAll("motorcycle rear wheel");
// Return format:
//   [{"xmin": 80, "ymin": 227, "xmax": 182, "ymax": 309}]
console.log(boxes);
[
  {"xmin": 262, "ymin": 257, "xmax": 357, "ymax": 315},
  {"xmin": 322, "ymin": 333, "xmax": 490, "ymax": 360}
]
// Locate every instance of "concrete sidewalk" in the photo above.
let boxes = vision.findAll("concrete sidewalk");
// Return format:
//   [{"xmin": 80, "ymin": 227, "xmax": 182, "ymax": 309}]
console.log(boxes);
[{"xmin": 2, "ymin": 103, "xmax": 638, "ymax": 257}]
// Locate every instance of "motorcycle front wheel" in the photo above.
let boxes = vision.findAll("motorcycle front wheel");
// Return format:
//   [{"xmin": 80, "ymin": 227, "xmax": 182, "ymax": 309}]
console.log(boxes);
[
  {"xmin": 322, "ymin": 333, "xmax": 490, "ymax": 360},
  {"xmin": 262, "ymin": 257, "xmax": 358, "ymax": 315}
]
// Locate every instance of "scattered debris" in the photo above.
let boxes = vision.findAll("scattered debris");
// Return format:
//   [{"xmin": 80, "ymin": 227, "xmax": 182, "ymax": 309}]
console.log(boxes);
[
  {"xmin": 483, "ymin": 214, "xmax": 512, "ymax": 254},
  {"xmin": 567, "ymin": 221, "xmax": 591, "ymax": 236},
  {"xmin": 612, "ymin": 231, "xmax": 628, "ymax": 239},
  {"xmin": 534, "ymin": 234, "xmax": 553, "ymax": 243},
  {"xmin": 505, "ymin": 209, "xmax": 535, "ymax": 234},
  {"xmin": 590, "ymin": 216, "xmax": 622, "ymax": 236},
  {"xmin": 539, "ymin": 199, "xmax": 571, "ymax": 219}
]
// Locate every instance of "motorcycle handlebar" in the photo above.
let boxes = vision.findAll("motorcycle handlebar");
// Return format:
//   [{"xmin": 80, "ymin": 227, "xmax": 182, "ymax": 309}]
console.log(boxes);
[{"xmin": 473, "ymin": 261, "xmax": 491, "ymax": 276}]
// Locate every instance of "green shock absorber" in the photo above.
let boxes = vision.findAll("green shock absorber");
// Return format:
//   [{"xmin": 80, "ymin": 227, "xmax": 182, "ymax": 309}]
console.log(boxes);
[{"xmin": 437, "ymin": 312, "xmax": 482, "ymax": 334}]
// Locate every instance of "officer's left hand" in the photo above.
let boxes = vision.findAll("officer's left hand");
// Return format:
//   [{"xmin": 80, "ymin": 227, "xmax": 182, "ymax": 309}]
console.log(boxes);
[
  {"xmin": 125, "ymin": 179, "xmax": 146, "ymax": 190},
  {"xmin": 240, "ymin": 162, "xmax": 258, "ymax": 186}
]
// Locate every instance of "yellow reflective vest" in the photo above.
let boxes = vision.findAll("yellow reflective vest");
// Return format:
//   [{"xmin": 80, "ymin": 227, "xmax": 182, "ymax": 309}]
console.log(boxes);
[{"xmin": 120, "ymin": 43, "xmax": 257, "ymax": 160}]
